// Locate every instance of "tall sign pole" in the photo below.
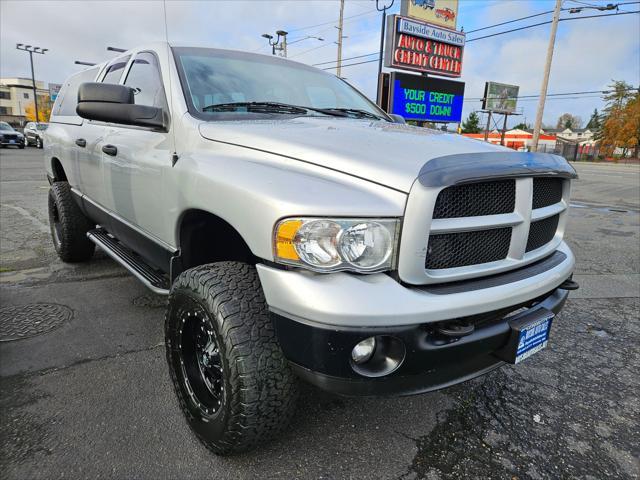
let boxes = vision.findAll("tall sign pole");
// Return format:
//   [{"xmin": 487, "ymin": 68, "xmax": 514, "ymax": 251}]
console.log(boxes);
[
  {"xmin": 336, "ymin": 0, "xmax": 345, "ymax": 77},
  {"xmin": 531, "ymin": 0, "xmax": 562, "ymax": 152},
  {"xmin": 375, "ymin": 0, "xmax": 394, "ymax": 104}
]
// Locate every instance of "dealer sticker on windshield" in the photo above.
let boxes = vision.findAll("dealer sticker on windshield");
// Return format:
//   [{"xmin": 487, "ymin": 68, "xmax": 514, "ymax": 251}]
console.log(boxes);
[{"xmin": 514, "ymin": 314, "xmax": 554, "ymax": 364}]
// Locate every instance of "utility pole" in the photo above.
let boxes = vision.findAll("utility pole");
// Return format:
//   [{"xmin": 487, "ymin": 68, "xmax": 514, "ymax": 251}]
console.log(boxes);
[
  {"xmin": 375, "ymin": 0, "xmax": 395, "ymax": 104},
  {"xmin": 531, "ymin": 0, "xmax": 562, "ymax": 152},
  {"xmin": 336, "ymin": 0, "xmax": 345, "ymax": 77},
  {"xmin": 276, "ymin": 30, "xmax": 288, "ymax": 57},
  {"xmin": 16, "ymin": 44, "xmax": 48, "ymax": 122}
]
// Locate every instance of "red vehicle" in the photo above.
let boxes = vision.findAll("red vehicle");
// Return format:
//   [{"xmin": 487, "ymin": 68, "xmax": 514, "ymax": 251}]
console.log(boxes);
[{"xmin": 435, "ymin": 7, "xmax": 455, "ymax": 22}]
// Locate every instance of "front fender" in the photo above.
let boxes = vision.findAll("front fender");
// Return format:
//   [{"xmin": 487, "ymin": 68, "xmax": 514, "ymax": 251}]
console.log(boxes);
[{"xmin": 171, "ymin": 143, "xmax": 407, "ymax": 261}]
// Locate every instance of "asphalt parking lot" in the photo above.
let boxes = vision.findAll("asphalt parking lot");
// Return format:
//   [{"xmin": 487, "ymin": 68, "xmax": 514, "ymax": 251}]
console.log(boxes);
[{"xmin": 1, "ymin": 147, "xmax": 638, "ymax": 479}]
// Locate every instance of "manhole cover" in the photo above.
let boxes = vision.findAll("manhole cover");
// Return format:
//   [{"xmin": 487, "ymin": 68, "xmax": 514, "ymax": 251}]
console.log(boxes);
[{"xmin": 0, "ymin": 304, "xmax": 73, "ymax": 342}]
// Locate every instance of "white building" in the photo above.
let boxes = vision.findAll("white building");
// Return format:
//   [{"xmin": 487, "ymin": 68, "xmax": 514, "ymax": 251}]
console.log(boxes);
[{"xmin": 0, "ymin": 77, "xmax": 51, "ymax": 126}]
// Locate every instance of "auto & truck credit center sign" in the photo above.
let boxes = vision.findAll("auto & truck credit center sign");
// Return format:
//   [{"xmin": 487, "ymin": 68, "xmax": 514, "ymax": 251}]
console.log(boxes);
[
  {"xmin": 384, "ymin": 15, "xmax": 465, "ymax": 77},
  {"xmin": 388, "ymin": 72, "xmax": 465, "ymax": 122}
]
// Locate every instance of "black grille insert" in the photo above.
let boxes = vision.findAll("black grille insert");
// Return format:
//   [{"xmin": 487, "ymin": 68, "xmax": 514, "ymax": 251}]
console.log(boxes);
[
  {"xmin": 532, "ymin": 178, "xmax": 563, "ymax": 209},
  {"xmin": 425, "ymin": 228, "xmax": 512, "ymax": 270},
  {"xmin": 526, "ymin": 214, "xmax": 559, "ymax": 252},
  {"xmin": 433, "ymin": 180, "xmax": 516, "ymax": 219}
]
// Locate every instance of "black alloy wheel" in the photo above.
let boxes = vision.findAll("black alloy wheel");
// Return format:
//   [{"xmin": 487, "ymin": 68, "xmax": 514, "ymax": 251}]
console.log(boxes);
[{"xmin": 173, "ymin": 295, "xmax": 225, "ymax": 417}]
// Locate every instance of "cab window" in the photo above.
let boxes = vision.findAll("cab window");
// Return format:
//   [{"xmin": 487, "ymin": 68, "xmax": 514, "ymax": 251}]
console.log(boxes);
[
  {"xmin": 101, "ymin": 56, "xmax": 130, "ymax": 85},
  {"xmin": 124, "ymin": 52, "xmax": 166, "ymax": 109}
]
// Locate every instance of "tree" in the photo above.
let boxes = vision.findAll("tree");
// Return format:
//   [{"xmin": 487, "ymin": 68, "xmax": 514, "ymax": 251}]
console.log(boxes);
[
  {"xmin": 513, "ymin": 122, "xmax": 530, "ymax": 130},
  {"xmin": 600, "ymin": 88, "xmax": 639, "ymax": 158},
  {"xmin": 602, "ymin": 80, "xmax": 634, "ymax": 115},
  {"xmin": 556, "ymin": 113, "xmax": 582, "ymax": 130},
  {"xmin": 586, "ymin": 108, "xmax": 601, "ymax": 131},
  {"xmin": 24, "ymin": 100, "xmax": 52, "ymax": 122},
  {"xmin": 461, "ymin": 111, "xmax": 481, "ymax": 133}
]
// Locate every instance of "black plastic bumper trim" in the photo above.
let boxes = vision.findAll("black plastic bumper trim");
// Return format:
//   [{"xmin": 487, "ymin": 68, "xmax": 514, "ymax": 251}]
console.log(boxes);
[{"xmin": 274, "ymin": 287, "xmax": 570, "ymax": 397}]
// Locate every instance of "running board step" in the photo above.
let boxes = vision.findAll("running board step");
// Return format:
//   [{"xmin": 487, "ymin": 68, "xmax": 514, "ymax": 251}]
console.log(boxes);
[{"xmin": 87, "ymin": 228, "xmax": 169, "ymax": 295}]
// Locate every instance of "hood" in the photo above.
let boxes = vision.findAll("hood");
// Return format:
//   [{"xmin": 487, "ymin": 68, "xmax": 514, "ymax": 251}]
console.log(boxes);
[{"xmin": 199, "ymin": 117, "xmax": 506, "ymax": 192}]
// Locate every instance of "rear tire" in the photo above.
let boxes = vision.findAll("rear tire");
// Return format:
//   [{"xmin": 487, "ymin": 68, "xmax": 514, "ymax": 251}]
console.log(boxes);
[
  {"xmin": 165, "ymin": 262, "xmax": 298, "ymax": 455},
  {"xmin": 48, "ymin": 182, "xmax": 95, "ymax": 262}
]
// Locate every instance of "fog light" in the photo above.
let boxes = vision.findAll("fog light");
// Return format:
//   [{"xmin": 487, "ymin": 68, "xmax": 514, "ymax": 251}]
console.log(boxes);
[{"xmin": 351, "ymin": 337, "xmax": 376, "ymax": 364}]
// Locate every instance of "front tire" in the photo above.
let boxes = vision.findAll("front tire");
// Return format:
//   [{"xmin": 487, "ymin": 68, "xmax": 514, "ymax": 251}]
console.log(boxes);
[
  {"xmin": 165, "ymin": 262, "xmax": 298, "ymax": 455},
  {"xmin": 48, "ymin": 182, "xmax": 96, "ymax": 262},
  {"xmin": 36, "ymin": 137, "xmax": 42, "ymax": 149}
]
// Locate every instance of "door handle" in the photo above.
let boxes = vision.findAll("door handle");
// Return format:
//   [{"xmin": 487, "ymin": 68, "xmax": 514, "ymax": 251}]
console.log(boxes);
[
  {"xmin": 102, "ymin": 144, "xmax": 118, "ymax": 156},
  {"xmin": 75, "ymin": 138, "xmax": 86, "ymax": 148}
]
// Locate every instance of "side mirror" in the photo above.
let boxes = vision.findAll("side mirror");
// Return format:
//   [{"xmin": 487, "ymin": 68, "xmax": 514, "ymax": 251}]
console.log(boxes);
[
  {"xmin": 76, "ymin": 82, "xmax": 166, "ymax": 130},
  {"xmin": 388, "ymin": 114, "xmax": 406, "ymax": 124}
]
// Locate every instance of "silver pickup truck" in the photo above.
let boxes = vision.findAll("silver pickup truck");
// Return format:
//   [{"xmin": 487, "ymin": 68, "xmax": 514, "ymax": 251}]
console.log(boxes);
[{"xmin": 44, "ymin": 42, "xmax": 578, "ymax": 455}]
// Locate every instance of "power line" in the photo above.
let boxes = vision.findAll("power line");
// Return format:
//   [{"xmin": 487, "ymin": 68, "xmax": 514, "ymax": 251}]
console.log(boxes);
[
  {"xmin": 467, "ymin": 10, "xmax": 639, "ymax": 42},
  {"xmin": 466, "ymin": 87, "xmax": 639, "ymax": 101},
  {"xmin": 313, "ymin": 52, "xmax": 377, "ymax": 66},
  {"xmin": 286, "ymin": 9, "xmax": 376, "ymax": 34},
  {"xmin": 321, "ymin": 10, "xmax": 639, "ymax": 70},
  {"xmin": 465, "ymin": 10, "xmax": 554, "ymax": 34}
]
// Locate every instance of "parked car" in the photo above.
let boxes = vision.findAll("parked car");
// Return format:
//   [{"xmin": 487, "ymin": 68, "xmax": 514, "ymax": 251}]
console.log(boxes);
[
  {"xmin": 413, "ymin": 0, "xmax": 436, "ymax": 9},
  {"xmin": 44, "ymin": 43, "xmax": 578, "ymax": 455},
  {"xmin": 435, "ymin": 7, "xmax": 456, "ymax": 22},
  {"xmin": 0, "ymin": 121, "xmax": 25, "ymax": 148},
  {"xmin": 24, "ymin": 122, "xmax": 48, "ymax": 148}
]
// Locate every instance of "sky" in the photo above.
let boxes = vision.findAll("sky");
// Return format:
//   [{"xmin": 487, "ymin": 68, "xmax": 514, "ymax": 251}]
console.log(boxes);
[{"xmin": 1, "ymin": 0, "xmax": 638, "ymax": 128}]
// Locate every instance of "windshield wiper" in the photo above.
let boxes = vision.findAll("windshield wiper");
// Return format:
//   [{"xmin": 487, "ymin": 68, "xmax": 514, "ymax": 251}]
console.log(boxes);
[
  {"xmin": 201, "ymin": 102, "xmax": 384, "ymax": 120},
  {"xmin": 202, "ymin": 102, "xmax": 310, "ymax": 114},
  {"xmin": 314, "ymin": 108, "xmax": 383, "ymax": 120}
]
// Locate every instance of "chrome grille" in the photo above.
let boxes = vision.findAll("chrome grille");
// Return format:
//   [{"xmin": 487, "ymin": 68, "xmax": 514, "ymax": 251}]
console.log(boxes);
[
  {"xmin": 433, "ymin": 180, "xmax": 515, "ymax": 219},
  {"xmin": 407, "ymin": 177, "xmax": 570, "ymax": 283},
  {"xmin": 425, "ymin": 228, "xmax": 512, "ymax": 269}
]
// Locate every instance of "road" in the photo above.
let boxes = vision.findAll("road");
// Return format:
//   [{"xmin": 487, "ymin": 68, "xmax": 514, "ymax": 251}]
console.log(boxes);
[{"xmin": 1, "ymin": 148, "xmax": 638, "ymax": 479}]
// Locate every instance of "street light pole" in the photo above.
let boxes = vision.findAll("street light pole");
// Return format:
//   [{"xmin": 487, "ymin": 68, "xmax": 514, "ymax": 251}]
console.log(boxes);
[
  {"xmin": 375, "ymin": 0, "xmax": 394, "ymax": 105},
  {"xmin": 531, "ymin": 0, "xmax": 562, "ymax": 152},
  {"xmin": 261, "ymin": 31, "xmax": 288, "ymax": 57},
  {"xmin": 16, "ymin": 44, "xmax": 48, "ymax": 122}
]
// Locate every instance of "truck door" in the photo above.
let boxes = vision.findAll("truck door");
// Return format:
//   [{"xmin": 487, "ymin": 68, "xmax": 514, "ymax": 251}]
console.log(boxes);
[
  {"xmin": 101, "ymin": 51, "xmax": 172, "ymax": 256},
  {"xmin": 75, "ymin": 57, "xmax": 130, "ymax": 209}
]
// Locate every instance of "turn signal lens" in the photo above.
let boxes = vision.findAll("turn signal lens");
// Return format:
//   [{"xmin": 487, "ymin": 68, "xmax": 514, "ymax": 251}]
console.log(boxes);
[{"xmin": 275, "ymin": 219, "xmax": 303, "ymax": 261}]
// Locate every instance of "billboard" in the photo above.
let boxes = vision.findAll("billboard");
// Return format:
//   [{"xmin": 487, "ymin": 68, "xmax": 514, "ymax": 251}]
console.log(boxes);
[
  {"xmin": 384, "ymin": 15, "xmax": 465, "ymax": 78},
  {"xmin": 388, "ymin": 72, "xmax": 465, "ymax": 122},
  {"xmin": 49, "ymin": 83, "xmax": 62, "ymax": 103},
  {"xmin": 400, "ymin": 0, "xmax": 459, "ymax": 29},
  {"xmin": 482, "ymin": 82, "xmax": 520, "ymax": 113}
]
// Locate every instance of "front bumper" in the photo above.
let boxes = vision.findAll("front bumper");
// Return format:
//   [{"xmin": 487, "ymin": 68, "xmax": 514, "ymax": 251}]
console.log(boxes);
[
  {"xmin": 257, "ymin": 241, "xmax": 574, "ymax": 328},
  {"xmin": 257, "ymin": 243, "xmax": 575, "ymax": 396},
  {"xmin": 273, "ymin": 287, "xmax": 569, "ymax": 396}
]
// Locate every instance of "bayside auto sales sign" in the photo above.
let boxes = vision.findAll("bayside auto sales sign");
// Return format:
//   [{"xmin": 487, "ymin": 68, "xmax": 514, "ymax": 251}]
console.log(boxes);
[{"xmin": 384, "ymin": 15, "xmax": 465, "ymax": 78}]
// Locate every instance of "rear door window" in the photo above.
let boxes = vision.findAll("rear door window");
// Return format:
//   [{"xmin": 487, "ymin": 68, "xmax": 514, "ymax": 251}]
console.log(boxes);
[{"xmin": 54, "ymin": 66, "xmax": 100, "ymax": 117}]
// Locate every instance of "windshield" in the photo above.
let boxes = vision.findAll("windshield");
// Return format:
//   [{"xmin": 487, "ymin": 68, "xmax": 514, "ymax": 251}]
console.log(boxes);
[
  {"xmin": 173, "ymin": 47, "xmax": 386, "ymax": 121},
  {"xmin": 0, "ymin": 122, "xmax": 14, "ymax": 131},
  {"xmin": 36, "ymin": 123, "xmax": 48, "ymax": 130}
]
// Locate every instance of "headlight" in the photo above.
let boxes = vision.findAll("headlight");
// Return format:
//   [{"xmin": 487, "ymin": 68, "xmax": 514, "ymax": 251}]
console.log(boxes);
[{"xmin": 274, "ymin": 217, "xmax": 399, "ymax": 273}]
